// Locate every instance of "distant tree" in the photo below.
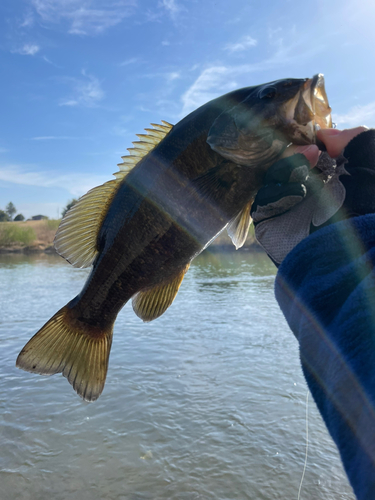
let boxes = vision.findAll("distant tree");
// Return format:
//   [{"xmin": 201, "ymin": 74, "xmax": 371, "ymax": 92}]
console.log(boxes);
[
  {"xmin": 62, "ymin": 199, "xmax": 78, "ymax": 218},
  {"xmin": 0, "ymin": 210, "xmax": 9, "ymax": 222},
  {"xmin": 14, "ymin": 214, "xmax": 25, "ymax": 221},
  {"xmin": 5, "ymin": 202, "xmax": 16, "ymax": 221}
]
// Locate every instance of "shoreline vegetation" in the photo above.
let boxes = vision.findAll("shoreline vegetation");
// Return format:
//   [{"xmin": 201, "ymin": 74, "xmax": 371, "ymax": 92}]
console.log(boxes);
[
  {"xmin": 0, "ymin": 219, "xmax": 261, "ymax": 255},
  {"xmin": 0, "ymin": 220, "xmax": 60, "ymax": 255}
]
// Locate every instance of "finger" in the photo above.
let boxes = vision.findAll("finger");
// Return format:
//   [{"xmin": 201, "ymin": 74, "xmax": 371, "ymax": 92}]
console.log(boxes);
[
  {"xmin": 264, "ymin": 154, "xmax": 310, "ymax": 185},
  {"xmin": 251, "ymin": 182, "xmax": 306, "ymax": 222},
  {"xmin": 317, "ymin": 126, "xmax": 369, "ymax": 158},
  {"xmin": 281, "ymin": 144, "xmax": 320, "ymax": 168}
]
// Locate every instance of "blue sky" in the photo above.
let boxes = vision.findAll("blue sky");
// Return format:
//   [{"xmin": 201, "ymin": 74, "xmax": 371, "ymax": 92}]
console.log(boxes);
[{"xmin": 1, "ymin": 0, "xmax": 375, "ymax": 219}]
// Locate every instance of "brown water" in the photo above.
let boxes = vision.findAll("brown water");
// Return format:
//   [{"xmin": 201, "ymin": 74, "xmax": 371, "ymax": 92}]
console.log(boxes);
[{"xmin": 0, "ymin": 252, "xmax": 354, "ymax": 499}]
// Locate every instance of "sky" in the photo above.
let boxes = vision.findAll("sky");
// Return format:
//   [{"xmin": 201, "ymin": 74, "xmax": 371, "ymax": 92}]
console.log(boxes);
[{"xmin": 1, "ymin": 0, "xmax": 375, "ymax": 219}]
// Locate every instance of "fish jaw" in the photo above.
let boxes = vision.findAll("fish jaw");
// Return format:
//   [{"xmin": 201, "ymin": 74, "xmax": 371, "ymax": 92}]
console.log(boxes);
[
  {"xmin": 283, "ymin": 74, "xmax": 332, "ymax": 145},
  {"xmin": 207, "ymin": 74, "xmax": 332, "ymax": 166}
]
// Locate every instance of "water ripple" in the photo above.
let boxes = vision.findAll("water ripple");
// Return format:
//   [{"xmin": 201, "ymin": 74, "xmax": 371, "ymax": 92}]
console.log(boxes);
[{"xmin": 0, "ymin": 252, "xmax": 354, "ymax": 500}]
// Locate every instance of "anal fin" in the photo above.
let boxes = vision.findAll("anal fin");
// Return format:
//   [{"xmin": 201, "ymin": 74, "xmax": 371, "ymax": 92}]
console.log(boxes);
[{"xmin": 132, "ymin": 264, "xmax": 190, "ymax": 322}]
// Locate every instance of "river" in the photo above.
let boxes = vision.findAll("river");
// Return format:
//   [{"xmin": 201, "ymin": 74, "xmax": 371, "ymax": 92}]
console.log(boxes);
[{"xmin": 0, "ymin": 251, "xmax": 354, "ymax": 499}]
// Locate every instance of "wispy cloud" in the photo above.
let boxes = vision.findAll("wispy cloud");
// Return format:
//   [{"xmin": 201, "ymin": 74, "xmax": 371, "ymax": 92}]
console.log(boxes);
[
  {"xmin": 118, "ymin": 57, "xmax": 139, "ymax": 67},
  {"xmin": 12, "ymin": 43, "xmax": 40, "ymax": 56},
  {"xmin": 180, "ymin": 66, "xmax": 243, "ymax": 117},
  {"xmin": 159, "ymin": 0, "xmax": 183, "ymax": 19},
  {"xmin": 224, "ymin": 35, "xmax": 258, "ymax": 53},
  {"xmin": 30, "ymin": 0, "xmax": 137, "ymax": 35},
  {"xmin": 0, "ymin": 163, "xmax": 109, "ymax": 197},
  {"xmin": 333, "ymin": 102, "xmax": 375, "ymax": 128},
  {"xmin": 31, "ymin": 136, "xmax": 77, "ymax": 141},
  {"xmin": 59, "ymin": 71, "xmax": 105, "ymax": 107},
  {"xmin": 0, "ymin": 148, "xmax": 9, "ymax": 153},
  {"xmin": 42, "ymin": 55, "xmax": 61, "ymax": 68},
  {"xmin": 180, "ymin": 32, "xmax": 327, "ymax": 117},
  {"xmin": 20, "ymin": 11, "xmax": 35, "ymax": 28},
  {"xmin": 166, "ymin": 71, "xmax": 181, "ymax": 81}
]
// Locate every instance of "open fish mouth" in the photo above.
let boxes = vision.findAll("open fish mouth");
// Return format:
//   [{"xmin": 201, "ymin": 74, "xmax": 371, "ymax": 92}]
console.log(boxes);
[
  {"xmin": 286, "ymin": 73, "xmax": 332, "ymax": 145},
  {"xmin": 310, "ymin": 73, "xmax": 332, "ymax": 130},
  {"xmin": 207, "ymin": 74, "xmax": 332, "ymax": 167}
]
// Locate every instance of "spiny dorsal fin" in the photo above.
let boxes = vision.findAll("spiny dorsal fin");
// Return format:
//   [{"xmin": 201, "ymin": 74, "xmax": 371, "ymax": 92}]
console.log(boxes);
[
  {"xmin": 54, "ymin": 120, "xmax": 174, "ymax": 268},
  {"xmin": 226, "ymin": 199, "xmax": 253, "ymax": 250},
  {"xmin": 116, "ymin": 120, "xmax": 173, "ymax": 177},
  {"xmin": 132, "ymin": 264, "xmax": 190, "ymax": 322}
]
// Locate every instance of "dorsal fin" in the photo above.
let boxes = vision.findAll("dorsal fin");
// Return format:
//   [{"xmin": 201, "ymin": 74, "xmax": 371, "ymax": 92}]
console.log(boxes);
[
  {"xmin": 54, "ymin": 180, "xmax": 119, "ymax": 268},
  {"xmin": 115, "ymin": 120, "xmax": 173, "ymax": 177},
  {"xmin": 54, "ymin": 121, "xmax": 173, "ymax": 268}
]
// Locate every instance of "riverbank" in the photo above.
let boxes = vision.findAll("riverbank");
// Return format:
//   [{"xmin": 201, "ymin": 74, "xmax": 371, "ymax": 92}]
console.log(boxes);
[
  {"xmin": 0, "ymin": 220, "xmax": 60, "ymax": 254},
  {"xmin": 0, "ymin": 219, "xmax": 261, "ymax": 254}
]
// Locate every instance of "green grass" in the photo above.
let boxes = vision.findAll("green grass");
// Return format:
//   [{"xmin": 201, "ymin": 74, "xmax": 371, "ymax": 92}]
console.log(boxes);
[
  {"xmin": 46, "ymin": 219, "xmax": 61, "ymax": 231},
  {"xmin": 0, "ymin": 225, "xmax": 36, "ymax": 246}
]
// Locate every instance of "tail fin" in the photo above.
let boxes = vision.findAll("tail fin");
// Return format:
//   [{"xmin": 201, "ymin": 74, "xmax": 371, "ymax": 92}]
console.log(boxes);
[{"xmin": 16, "ymin": 305, "xmax": 113, "ymax": 402}]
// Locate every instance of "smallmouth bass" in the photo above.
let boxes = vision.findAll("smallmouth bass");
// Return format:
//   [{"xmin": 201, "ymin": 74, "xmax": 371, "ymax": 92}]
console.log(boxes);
[{"xmin": 17, "ymin": 74, "xmax": 332, "ymax": 401}]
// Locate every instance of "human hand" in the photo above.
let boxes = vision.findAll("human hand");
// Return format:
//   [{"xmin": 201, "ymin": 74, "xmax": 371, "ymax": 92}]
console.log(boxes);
[
  {"xmin": 250, "ymin": 126, "xmax": 375, "ymax": 265},
  {"xmin": 317, "ymin": 126, "xmax": 368, "ymax": 158}
]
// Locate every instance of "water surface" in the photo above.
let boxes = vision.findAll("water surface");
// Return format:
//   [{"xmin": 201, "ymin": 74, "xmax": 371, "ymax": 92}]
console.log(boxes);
[{"xmin": 0, "ymin": 252, "xmax": 354, "ymax": 499}]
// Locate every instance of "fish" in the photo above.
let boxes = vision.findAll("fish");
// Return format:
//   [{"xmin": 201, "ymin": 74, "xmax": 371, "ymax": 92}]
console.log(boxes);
[{"xmin": 16, "ymin": 74, "xmax": 332, "ymax": 401}]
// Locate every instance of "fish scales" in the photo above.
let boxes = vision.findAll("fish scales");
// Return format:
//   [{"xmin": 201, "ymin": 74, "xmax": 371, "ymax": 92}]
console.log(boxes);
[
  {"xmin": 75, "ymin": 141, "xmax": 258, "ymax": 325},
  {"xmin": 17, "ymin": 75, "xmax": 332, "ymax": 401}
]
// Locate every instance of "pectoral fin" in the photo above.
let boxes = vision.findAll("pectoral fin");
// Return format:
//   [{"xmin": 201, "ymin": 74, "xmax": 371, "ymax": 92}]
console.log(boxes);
[
  {"xmin": 193, "ymin": 162, "xmax": 241, "ymax": 199},
  {"xmin": 132, "ymin": 264, "xmax": 190, "ymax": 322},
  {"xmin": 226, "ymin": 200, "xmax": 253, "ymax": 249}
]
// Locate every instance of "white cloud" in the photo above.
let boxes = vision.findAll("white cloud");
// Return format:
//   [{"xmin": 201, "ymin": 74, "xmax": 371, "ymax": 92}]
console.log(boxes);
[
  {"xmin": 167, "ymin": 71, "xmax": 180, "ymax": 81},
  {"xmin": 20, "ymin": 12, "xmax": 35, "ymax": 28},
  {"xmin": 42, "ymin": 55, "xmax": 61, "ymax": 67},
  {"xmin": 180, "ymin": 35, "xmax": 327, "ymax": 117},
  {"xmin": 159, "ymin": 0, "xmax": 183, "ymax": 19},
  {"xmin": 118, "ymin": 57, "xmax": 139, "ymax": 67},
  {"xmin": 30, "ymin": 0, "xmax": 136, "ymax": 35},
  {"xmin": 0, "ymin": 148, "xmax": 8, "ymax": 153},
  {"xmin": 31, "ymin": 136, "xmax": 77, "ymax": 140},
  {"xmin": 13, "ymin": 43, "xmax": 40, "ymax": 56},
  {"xmin": 333, "ymin": 102, "xmax": 375, "ymax": 128},
  {"xmin": 224, "ymin": 35, "xmax": 258, "ymax": 53},
  {"xmin": 0, "ymin": 163, "xmax": 109, "ymax": 197},
  {"xmin": 59, "ymin": 71, "xmax": 105, "ymax": 108},
  {"xmin": 180, "ymin": 66, "xmax": 242, "ymax": 117}
]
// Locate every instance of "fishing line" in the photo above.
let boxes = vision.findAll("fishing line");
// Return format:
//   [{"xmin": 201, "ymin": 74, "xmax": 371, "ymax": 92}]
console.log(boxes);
[{"xmin": 297, "ymin": 390, "xmax": 309, "ymax": 500}]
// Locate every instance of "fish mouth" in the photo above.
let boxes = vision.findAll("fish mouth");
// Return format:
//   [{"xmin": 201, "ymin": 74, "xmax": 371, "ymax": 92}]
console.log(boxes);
[
  {"xmin": 206, "ymin": 74, "xmax": 332, "ymax": 167},
  {"xmin": 286, "ymin": 73, "xmax": 332, "ymax": 145}
]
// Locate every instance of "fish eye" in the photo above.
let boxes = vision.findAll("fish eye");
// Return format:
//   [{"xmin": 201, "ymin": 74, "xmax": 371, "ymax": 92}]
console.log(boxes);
[{"xmin": 259, "ymin": 87, "xmax": 277, "ymax": 99}]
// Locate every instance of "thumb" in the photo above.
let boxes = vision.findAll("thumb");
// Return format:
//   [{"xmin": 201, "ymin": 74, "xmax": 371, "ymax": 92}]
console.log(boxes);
[{"xmin": 317, "ymin": 127, "xmax": 368, "ymax": 158}]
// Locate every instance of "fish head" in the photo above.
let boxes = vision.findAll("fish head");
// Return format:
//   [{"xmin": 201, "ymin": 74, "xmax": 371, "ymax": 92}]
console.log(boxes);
[{"xmin": 207, "ymin": 74, "xmax": 332, "ymax": 167}]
